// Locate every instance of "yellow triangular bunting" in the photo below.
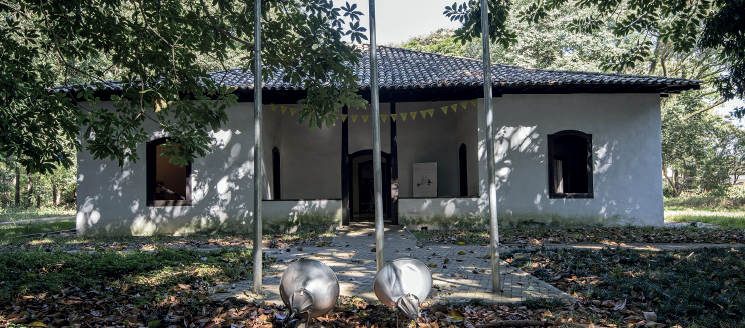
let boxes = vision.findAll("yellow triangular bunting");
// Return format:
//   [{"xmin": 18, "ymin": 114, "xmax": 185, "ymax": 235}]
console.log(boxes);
[
  {"xmin": 362, "ymin": 115, "xmax": 369, "ymax": 123},
  {"xmin": 281, "ymin": 106, "xmax": 287, "ymax": 114},
  {"xmin": 400, "ymin": 113, "xmax": 408, "ymax": 121},
  {"xmin": 451, "ymin": 104, "xmax": 458, "ymax": 112},
  {"xmin": 290, "ymin": 108, "xmax": 297, "ymax": 116},
  {"xmin": 271, "ymin": 103, "xmax": 277, "ymax": 111},
  {"xmin": 351, "ymin": 115, "xmax": 358, "ymax": 123},
  {"xmin": 381, "ymin": 115, "xmax": 388, "ymax": 123},
  {"xmin": 390, "ymin": 114, "xmax": 398, "ymax": 122},
  {"xmin": 470, "ymin": 99, "xmax": 477, "ymax": 107},
  {"xmin": 410, "ymin": 112, "xmax": 417, "ymax": 120},
  {"xmin": 427, "ymin": 109, "xmax": 434, "ymax": 117},
  {"xmin": 420, "ymin": 110, "xmax": 427, "ymax": 119},
  {"xmin": 441, "ymin": 106, "xmax": 449, "ymax": 114},
  {"xmin": 460, "ymin": 101, "xmax": 467, "ymax": 109},
  {"xmin": 341, "ymin": 114, "xmax": 348, "ymax": 122}
]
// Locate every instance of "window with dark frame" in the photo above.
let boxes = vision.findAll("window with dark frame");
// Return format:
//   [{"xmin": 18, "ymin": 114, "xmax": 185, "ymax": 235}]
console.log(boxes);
[
  {"xmin": 272, "ymin": 147, "xmax": 281, "ymax": 200},
  {"xmin": 547, "ymin": 130, "xmax": 593, "ymax": 199},
  {"xmin": 459, "ymin": 143, "xmax": 468, "ymax": 196},
  {"xmin": 147, "ymin": 138, "xmax": 192, "ymax": 206}
]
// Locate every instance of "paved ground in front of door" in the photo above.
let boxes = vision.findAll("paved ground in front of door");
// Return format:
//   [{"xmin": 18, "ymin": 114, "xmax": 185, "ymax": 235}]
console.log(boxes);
[{"xmin": 219, "ymin": 223, "xmax": 573, "ymax": 305}]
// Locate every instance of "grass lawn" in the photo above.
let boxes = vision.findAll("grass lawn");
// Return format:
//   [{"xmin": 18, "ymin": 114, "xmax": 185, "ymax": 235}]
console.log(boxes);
[
  {"xmin": 505, "ymin": 246, "xmax": 745, "ymax": 328},
  {"xmin": 0, "ymin": 247, "xmax": 258, "ymax": 327},
  {"xmin": 0, "ymin": 218, "xmax": 76, "ymax": 240},
  {"xmin": 412, "ymin": 225, "xmax": 745, "ymax": 245},
  {"xmin": 0, "ymin": 225, "xmax": 333, "ymax": 252},
  {"xmin": 664, "ymin": 195, "xmax": 745, "ymax": 212},
  {"xmin": 2, "ymin": 245, "xmax": 740, "ymax": 327},
  {"xmin": 665, "ymin": 210, "xmax": 745, "ymax": 229},
  {"xmin": 0, "ymin": 206, "xmax": 75, "ymax": 223}
]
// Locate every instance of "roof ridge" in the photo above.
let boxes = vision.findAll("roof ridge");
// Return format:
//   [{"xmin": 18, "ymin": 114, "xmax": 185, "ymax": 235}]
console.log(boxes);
[{"xmin": 360, "ymin": 43, "xmax": 485, "ymax": 63}]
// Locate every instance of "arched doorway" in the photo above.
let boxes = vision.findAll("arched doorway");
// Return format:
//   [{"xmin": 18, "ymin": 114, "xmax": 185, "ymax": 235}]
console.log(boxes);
[{"xmin": 349, "ymin": 150, "xmax": 391, "ymax": 221}]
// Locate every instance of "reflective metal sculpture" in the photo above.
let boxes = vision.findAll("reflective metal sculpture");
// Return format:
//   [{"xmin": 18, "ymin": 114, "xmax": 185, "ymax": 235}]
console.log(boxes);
[
  {"xmin": 279, "ymin": 258, "xmax": 340, "ymax": 324},
  {"xmin": 373, "ymin": 259, "xmax": 432, "ymax": 322}
]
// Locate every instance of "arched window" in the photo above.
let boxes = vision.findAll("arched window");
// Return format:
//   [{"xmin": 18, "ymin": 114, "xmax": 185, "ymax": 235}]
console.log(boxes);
[
  {"xmin": 459, "ymin": 143, "xmax": 468, "ymax": 196},
  {"xmin": 272, "ymin": 147, "xmax": 281, "ymax": 200},
  {"xmin": 547, "ymin": 130, "xmax": 593, "ymax": 198},
  {"xmin": 146, "ymin": 138, "xmax": 192, "ymax": 206}
]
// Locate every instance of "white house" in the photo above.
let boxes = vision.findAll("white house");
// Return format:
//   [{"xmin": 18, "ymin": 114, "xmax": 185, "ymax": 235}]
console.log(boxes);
[{"xmin": 75, "ymin": 46, "xmax": 700, "ymax": 236}]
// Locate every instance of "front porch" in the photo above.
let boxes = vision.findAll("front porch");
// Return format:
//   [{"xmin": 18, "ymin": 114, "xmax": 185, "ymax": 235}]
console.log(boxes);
[{"xmin": 262, "ymin": 98, "xmax": 484, "ymax": 232}]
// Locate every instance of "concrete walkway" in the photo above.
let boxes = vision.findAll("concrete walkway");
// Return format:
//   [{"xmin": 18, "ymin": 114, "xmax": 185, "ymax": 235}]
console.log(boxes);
[{"xmin": 221, "ymin": 223, "xmax": 573, "ymax": 305}]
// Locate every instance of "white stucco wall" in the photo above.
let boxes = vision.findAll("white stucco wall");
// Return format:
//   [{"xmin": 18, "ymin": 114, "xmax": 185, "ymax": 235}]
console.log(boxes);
[
  {"xmin": 263, "ymin": 200, "xmax": 342, "ymax": 233},
  {"xmin": 401, "ymin": 93, "xmax": 664, "ymax": 229},
  {"xmin": 77, "ymin": 93, "xmax": 664, "ymax": 235},
  {"xmin": 76, "ymin": 102, "xmax": 343, "ymax": 236},
  {"xmin": 396, "ymin": 101, "xmax": 477, "ymax": 198},
  {"xmin": 491, "ymin": 94, "xmax": 663, "ymax": 227},
  {"xmin": 277, "ymin": 104, "xmax": 342, "ymax": 200}
]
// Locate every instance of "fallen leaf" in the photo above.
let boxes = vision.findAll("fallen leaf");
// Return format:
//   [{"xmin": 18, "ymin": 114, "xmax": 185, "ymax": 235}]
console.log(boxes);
[{"xmin": 643, "ymin": 311, "xmax": 657, "ymax": 322}]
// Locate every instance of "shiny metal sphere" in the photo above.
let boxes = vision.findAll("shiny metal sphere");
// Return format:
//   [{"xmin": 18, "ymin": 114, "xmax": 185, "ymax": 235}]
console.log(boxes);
[
  {"xmin": 373, "ymin": 258, "xmax": 432, "ymax": 310},
  {"xmin": 279, "ymin": 258, "xmax": 340, "ymax": 318}
]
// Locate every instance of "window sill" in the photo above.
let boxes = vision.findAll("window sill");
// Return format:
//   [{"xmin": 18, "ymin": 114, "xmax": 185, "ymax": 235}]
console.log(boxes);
[
  {"xmin": 548, "ymin": 193, "xmax": 593, "ymax": 199},
  {"xmin": 147, "ymin": 200, "xmax": 192, "ymax": 207}
]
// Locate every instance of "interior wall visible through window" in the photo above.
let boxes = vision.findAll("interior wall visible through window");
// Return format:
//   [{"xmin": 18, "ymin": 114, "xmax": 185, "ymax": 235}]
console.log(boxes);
[
  {"xmin": 547, "ymin": 130, "xmax": 593, "ymax": 199},
  {"xmin": 147, "ymin": 138, "xmax": 192, "ymax": 206}
]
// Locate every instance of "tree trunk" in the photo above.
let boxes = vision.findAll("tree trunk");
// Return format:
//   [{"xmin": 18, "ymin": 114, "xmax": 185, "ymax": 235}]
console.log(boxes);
[
  {"xmin": 52, "ymin": 184, "xmax": 60, "ymax": 207},
  {"xmin": 14, "ymin": 166, "xmax": 21, "ymax": 206},
  {"xmin": 35, "ymin": 175, "xmax": 42, "ymax": 208},
  {"xmin": 26, "ymin": 173, "xmax": 33, "ymax": 208}
]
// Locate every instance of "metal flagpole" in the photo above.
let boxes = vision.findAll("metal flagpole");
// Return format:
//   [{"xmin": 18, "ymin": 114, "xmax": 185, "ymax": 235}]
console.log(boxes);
[
  {"xmin": 252, "ymin": 0, "xmax": 264, "ymax": 294},
  {"xmin": 368, "ymin": 0, "xmax": 385, "ymax": 272},
  {"xmin": 481, "ymin": 0, "xmax": 501, "ymax": 292}
]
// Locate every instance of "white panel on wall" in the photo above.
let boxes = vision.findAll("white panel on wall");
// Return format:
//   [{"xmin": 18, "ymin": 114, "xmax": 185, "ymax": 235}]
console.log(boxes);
[{"xmin": 413, "ymin": 162, "xmax": 437, "ymax": 197}]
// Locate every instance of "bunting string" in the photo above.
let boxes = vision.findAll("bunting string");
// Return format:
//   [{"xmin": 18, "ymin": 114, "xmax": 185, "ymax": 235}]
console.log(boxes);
[{"xmin": 265, "ymin": 99, "xmax": 480, "ymax": 125}]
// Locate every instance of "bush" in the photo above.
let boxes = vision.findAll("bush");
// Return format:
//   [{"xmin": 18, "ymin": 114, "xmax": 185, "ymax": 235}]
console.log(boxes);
[
  {"xmin": 726, "ymin": 185, "xmax": 745, "ymax": 198},
  {"xmin": 664, "ymin": 185, "xmax": 745, "ymax": 210}
]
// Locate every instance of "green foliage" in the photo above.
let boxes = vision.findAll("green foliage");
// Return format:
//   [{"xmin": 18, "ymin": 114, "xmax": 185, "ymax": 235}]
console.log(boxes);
[
  {"xmin": 445, "ymin": 0, "xmax": 744, "ymax": 102},
  {"xmin": 700, "ymin": 0, "xmax": 745, "ymax": 108},
  {"xmin": 0, "ymin": 156, "xmax": 76, "ymax": 207},
  {"xmin": 662, "ymin": 93, "xmax": 745, "ymax": 196},
  {"xmin": 0, "ymin": 247, "xmax": 254, "ymax": 303},
  {"xmin": 0, "ymin": 207, "xmax": 75, "ymax": 223},
  {"xmin": 0, "ymin": 0, "xmax": 369, "ymax": 173},
  {"xmin": 400, "ymin": 29, "xmax": 469, "ymax": 57},
  {"xmin": 0, "ymin": 218, "xmax": 76, "ymax": 240},
  {"xmin": 664, "ymin": 186, "xmax": 745, "ymax": 211},
  {"xmin": 505, "ymin": 247, "xmax": 745, "ymax": 327}
]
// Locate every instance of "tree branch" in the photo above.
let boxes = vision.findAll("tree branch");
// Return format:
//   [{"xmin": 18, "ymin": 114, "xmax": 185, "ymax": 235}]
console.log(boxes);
[
  {"xmin": 199, "ymin": 0, "xmax": 255, "ymax": 49},
  {"xmin": 683, "ymin": 98, "xmax": 727, "ymax": 120}
]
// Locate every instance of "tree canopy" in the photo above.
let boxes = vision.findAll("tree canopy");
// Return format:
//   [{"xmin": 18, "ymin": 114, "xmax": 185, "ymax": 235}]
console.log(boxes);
[
  {"xmin": 3, "ymin": 0, "xmax": 744, "ymax": 177},
  {"xmin": 0, "ymin": 0, "xmax": 368, "ymax": 173},
  {"xmin": 444, "ymin": 0, "xmax": 744, "ymax": 106}
]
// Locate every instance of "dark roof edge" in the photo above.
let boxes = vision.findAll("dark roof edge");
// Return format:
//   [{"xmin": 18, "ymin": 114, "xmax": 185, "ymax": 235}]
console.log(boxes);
[{"xmin": 82, "ymin": 82, "xmax": 699, "ymax": 103}]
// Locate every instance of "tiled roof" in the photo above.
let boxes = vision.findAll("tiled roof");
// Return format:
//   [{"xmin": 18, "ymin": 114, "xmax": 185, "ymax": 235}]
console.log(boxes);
[
  {"xmin": 213, "ymin": 45, "xmax": 700, "ymax": 91},
  {"xmin": 60, "ymin": 45, "xmax": 700, "ymax": 93}
]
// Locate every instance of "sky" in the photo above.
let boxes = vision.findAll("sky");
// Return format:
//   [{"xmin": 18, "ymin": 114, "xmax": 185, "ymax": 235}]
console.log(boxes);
[{"xmin": 345, "ymin": 0, "xmax": 462, "ymax": 45}]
